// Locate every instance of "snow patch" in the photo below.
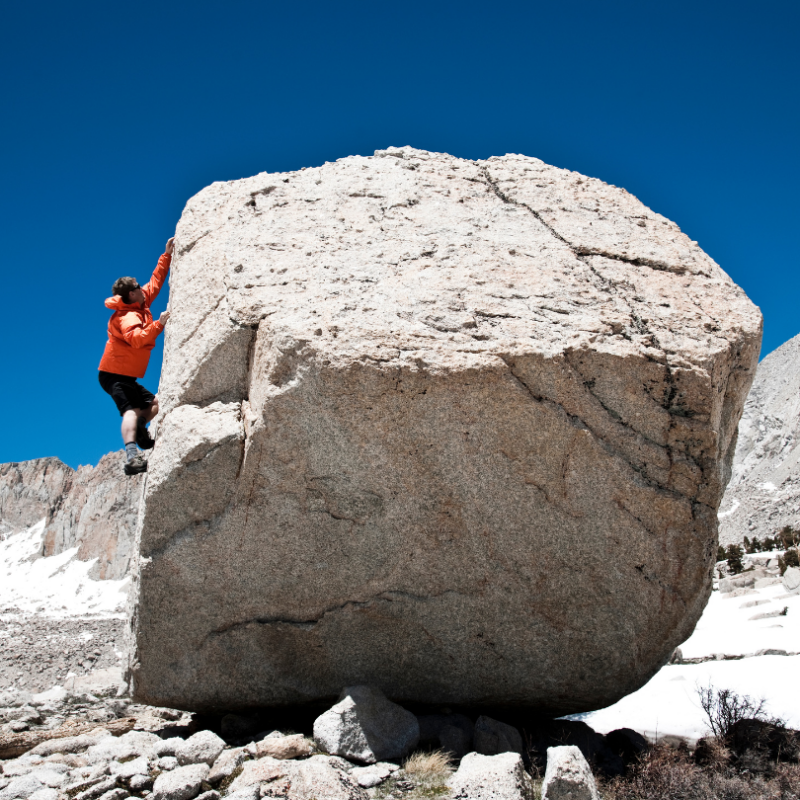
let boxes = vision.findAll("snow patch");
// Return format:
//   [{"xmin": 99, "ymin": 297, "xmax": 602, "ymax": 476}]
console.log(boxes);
[
  {"xmin": 0, "ymin": 520, "xmax": 129, "ymax": 618},
  {"xmin": 717, "ymin": 498, "xmax": 740, "ymax": 519}
]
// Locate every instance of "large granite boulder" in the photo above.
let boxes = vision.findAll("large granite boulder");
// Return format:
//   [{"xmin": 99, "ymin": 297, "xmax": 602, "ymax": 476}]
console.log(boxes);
[{"xmin": 130, "ymin": 147, "xmax": 761, "ymax": 713}]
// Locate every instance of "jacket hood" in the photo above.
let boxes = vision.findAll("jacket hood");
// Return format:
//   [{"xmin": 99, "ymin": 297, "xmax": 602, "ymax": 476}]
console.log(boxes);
[{"xmin": 105, "ymin": 295, "xmax": 142, "ymax": 311}]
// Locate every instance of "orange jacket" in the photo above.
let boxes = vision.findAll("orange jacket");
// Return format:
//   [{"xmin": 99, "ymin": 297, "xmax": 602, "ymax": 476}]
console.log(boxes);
[{"xmin": 98, "ymin": 252, "xmax": 171, "ymax": 378}]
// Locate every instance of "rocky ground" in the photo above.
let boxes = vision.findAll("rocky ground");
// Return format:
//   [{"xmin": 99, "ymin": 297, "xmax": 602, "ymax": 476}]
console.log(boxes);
[{"xmin": 0, "ymin": 613, "xmax": 125, "ymax": 695}]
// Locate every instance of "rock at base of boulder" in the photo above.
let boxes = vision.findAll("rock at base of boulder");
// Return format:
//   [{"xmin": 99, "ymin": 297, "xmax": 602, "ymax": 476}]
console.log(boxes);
[
  {"xmin": 152, "ymin": 763, "xmax": 210, "ymax": 800},
  {"xmin": 230, "ymin": 755, "xmax": 367, "ymax": 800},
  {"xmin": 473, "ymin": 715, "xmax": 523, "ymax": 756},
  {"xmin": 541, "ymin": 746, "xmax": 599, "ymax": 800},
  {"xmin": 418, "ymin": 714, "xmax": 474, "ymax": 759},
  {"xmin": 447, "ymin": 752, "xmax": 533, "ymax": 800},
  {"xmin": 313, "ymin": 686, "xmax": 419, "ymax": 763}
]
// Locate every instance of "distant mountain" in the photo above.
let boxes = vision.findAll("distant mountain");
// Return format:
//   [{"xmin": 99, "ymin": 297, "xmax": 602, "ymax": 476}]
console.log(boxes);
[
  {"xmin": 0, "ymin": 452, "xmax": 140, "ymax": 580},
  {"xmin": 719, "ymin": 333, "xmax": 800, "ymax": 545}
]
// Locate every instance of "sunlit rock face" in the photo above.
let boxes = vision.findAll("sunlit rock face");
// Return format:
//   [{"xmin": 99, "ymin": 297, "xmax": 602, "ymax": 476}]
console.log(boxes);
[{"xmin": 130, "ymin": 147, "xmax": 761, "ymax": 714}]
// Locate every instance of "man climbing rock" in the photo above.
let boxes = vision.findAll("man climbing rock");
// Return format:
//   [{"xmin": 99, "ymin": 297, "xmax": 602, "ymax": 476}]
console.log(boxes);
[{"xmin": 98, "ymin": 237, "xmax": 173, "ymax": 475}]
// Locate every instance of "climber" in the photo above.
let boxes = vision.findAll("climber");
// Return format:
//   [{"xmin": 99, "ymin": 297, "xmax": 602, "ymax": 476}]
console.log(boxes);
[{"xmin": 98, "ymin": 237, "xmax": 174, "ymax": 475}]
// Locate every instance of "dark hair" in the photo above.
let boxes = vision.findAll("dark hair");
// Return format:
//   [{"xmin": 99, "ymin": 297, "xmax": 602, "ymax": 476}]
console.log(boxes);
[{"xmin": 112, "ymin": 276, "xmax": 140, "ymax": 303}]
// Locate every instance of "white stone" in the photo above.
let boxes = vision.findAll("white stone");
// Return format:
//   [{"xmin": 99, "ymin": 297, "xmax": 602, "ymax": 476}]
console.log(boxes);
[
  {"xmin": 783, "ymin": 566, "xmax": 800, "ymax": 592},
  {"xmin": 152, "ymin": 763, "xmax": 209, "ymax": 800},
  {"xmin": 175, "ymin": 730, "xmax": 225, "ymax": 766},
  {"xmin": 447, "ymin": 752, "xmax": 532, "ymax": 799},
  {"xmin": 313, "ymin": 686, "xmax": 419, "ymax": 763},
  {"xmin": 541, "ymin": 745, "xmax": 599, "ymax": 800}
]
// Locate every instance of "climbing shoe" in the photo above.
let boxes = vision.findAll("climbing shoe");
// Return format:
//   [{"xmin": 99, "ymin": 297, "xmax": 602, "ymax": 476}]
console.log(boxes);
[
  {"xmin": 136, "ymin": 415, "xmax": 154, "ymax": 449},
  {"xmin": 124, "ymin": 454, "xmax": 148, "ymax": 476}
]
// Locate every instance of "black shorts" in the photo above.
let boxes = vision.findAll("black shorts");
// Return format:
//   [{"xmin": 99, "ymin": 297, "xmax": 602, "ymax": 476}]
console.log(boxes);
[{"xmin": 98, "ymin": 371, "xmax": 156, "ymax": 416}]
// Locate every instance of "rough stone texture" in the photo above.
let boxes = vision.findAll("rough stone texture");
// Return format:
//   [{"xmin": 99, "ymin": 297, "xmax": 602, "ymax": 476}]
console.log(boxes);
[
  {"xmin": 349, "ymin": 762, "xmax": 398, "ymax": 788},
  {"xmin": 541, "ymin": 745, "xmax": 599, "ymax": 800},
  {"xmin": 207, "ymin": 747, "xmax": 247, "ymax": 784},
  {"xmin": 447, "ymin": 752, "xmax": 532, "ymax": 800},
  {"xmin": 0, "ymin": 452, "xmax": 140, "ymax": 580},
  {"xmin": 251, "ymin": 733, "xmax": 314, "ymax": 760},
  {"xmin": 230, "ymin": 755, "xmax": 367, "ymax": 799},
  {"xmin": 175, "ymin": 730, "xmax": 225, "ymax": 766},
  {"xmin": 784, "ymin": 567, "xmax": 800, "ymax": 593},
  {"xmin": 312, "ymin": 686, "xmax": 419, "ymax": 764},
  {"xmin": 718, "ymin": 334, "xmax": 800, "ymax": 546},
  {"xmin": 131, "ymin": 146, "xmax": 761, "ymax": 713},
  {"xmin": 474, "ymin": 715, "xmax": 524, "ymax": 756},
  {"xmin": 152, "ymin": 763, "xmax": 209, "ymax": 800}
]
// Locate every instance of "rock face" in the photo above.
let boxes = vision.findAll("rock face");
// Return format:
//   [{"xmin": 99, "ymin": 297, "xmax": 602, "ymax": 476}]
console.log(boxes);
[
  {"xmin": 131, "ymin": 146, "xmax": 761, "ymax": 713},
  {"xmin": 0, "ymin": 452, "xmax": 140, "ymax": 580},
  {"xmin": 718, "ymin": 333, "xmax": 800, "ymax": 546}
]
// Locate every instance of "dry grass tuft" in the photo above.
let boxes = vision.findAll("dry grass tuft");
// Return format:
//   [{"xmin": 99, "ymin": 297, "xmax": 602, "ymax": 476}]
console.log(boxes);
[{"xmin": 403, "ymin": 749, "xmax": 454, "ymax": 782}]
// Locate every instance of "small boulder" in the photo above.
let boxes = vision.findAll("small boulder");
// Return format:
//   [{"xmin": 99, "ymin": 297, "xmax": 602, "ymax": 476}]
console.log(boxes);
[
  {"xmin": 783, "ymin": 566, "xmax": 800, "ymax": 592},
  {"xmin": 418, "ymin": 714, "xmax": 473, "ymax": 759},
  {"xmin": 541, "ymin": 746, "xmax": 599, "ymax": 800},
  {"xmin": 0, "ymin": 774, "xmax": 44, "ymax": 800},
  {"xmin": 110, "ymin": 756, "xmax": 151, "ymax": 779},
  {"xmin": 155, "ymin": 737, "xmax": 185, "ymax": 758},
  {"xmin": 447, "ymin": 752, "xmax": 532, "ymax": 800},
  {"xmin": 152, "ymin": 763, "xmax": 209, "ymax": 800},
  {"xmin": 87, "ymin": 730, "xmax": 162, "ymax": 764},
  {"xmin": 228, "ymin": 757, "xmax": 288, "ymax": 792},
  {"xmin": 251, "ymin": 733, "xmax": 314, "ymax": 760},
  {"xmin": 473, "ymin": 715, "xmax": 523, "ymax": 756},
  {"xmin": 313, "ymin": 686, "xmax": 419, "ymax": 764},
  {"xmin": 28, "ymin": 790, "xmax": 59, "ymax": 800},
  {"xmin": 349, "ymin": 762, "xmax": 398, "ymax": 788},
  {"xmin": 175, "ymin": 730, "xmax": 225, "ymax": 766},
  {"xmin": 207, "ymin": 747, "xmax": 247, "ymax": 784},
  {"xmin": 604, "ymin": 728, "xmax": 649, "ymax": 766}
]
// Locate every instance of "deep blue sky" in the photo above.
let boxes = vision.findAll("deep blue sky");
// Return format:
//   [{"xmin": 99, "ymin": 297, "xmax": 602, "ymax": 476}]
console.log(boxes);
[{"xmin": 2, "ymin": 0, "xmax": 797, "ymax": 469}]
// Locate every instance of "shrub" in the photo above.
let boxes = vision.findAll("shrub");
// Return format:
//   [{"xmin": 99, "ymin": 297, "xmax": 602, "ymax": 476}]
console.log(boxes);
[
  {"xmin": 698, "ymin": 685, "xmax": 781, "ymax": 740},
  {"xmin": 778, "ymin": 549, "xmax": 799, "ymax": 576},
  {"xmin": 717, "ymin": 545, "xmax": 726, "ymax": 563},
  {"xmin": 725, "ymin": 544, "xmax": 744, "ymax": 575},
  {"xmin": 600, "ymin": 743, "xmax": 800, "ymax": 800},
  {"xmin": 779, "ymin": 526, "xmax": 799, "ymax": 549}
]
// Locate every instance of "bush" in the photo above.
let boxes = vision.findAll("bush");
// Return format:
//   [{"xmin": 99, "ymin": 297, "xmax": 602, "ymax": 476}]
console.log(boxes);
[
  {"xmin": 698, "ymin": 685, "xmax": 780, "ymax": 740},
  {"xmin": 726, "ymin": 544, "xmax": 744, "ymax": 575},
  {"xmin": 779, "ymin": 526, "xmax": 799, "ymax": 549},
  {"xmin": 717, "ymin": 545, "xmax": 727, "ymax": 563},
  {"xmin": 778, "ymin": 549, "xmax": 799, "ymax": 576},
  {"xmin": 600, "ymin": 744, "xmax": 800, "ymax": 800}
]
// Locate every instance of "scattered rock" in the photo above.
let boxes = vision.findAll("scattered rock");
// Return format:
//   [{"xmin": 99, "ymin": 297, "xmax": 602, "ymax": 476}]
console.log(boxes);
[
  {"xmin": 313, "ymin": 686, "xmax": 419, "ymax": 763},
  {"xmin": 541, "ymin": 745, "xmax": 599, "ymax": 800},
  {"xmin": 783, "ymin": 567, "xmax": 800, "ymax": 592},
  {"xmin": 250, "ymin": 732, "xmax": 314, "ymax": 760},
  {"xmin": 175, "ymin": 730, "xmax": 225, "ymax": 766},
  {"xmin": 152, "ymin": 763, "xmax": 209, "ymax": 800},
  {"xmin": 0, "ymin": 773, "xmax": 44, "ymax": 799},
  {"xmin": 349, "ymin": 762, "xmax": 398, "ymax": 787},
  {"xmin": 447, "ymin": 751, "xmax": 532, "ymax": 799},
  {"xmin": 155, "ymin": 737, "xmax": 185, "ymax": 758},
  {"xmin": 207, "ymin": 746, "xmax": 247, "ymax": 784}
]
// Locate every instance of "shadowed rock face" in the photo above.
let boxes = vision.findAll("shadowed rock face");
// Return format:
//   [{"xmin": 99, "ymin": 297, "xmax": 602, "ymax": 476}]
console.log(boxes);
[{"xmin": 131, "ymin": 147, "xmax": 762, "ymax": 714}]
